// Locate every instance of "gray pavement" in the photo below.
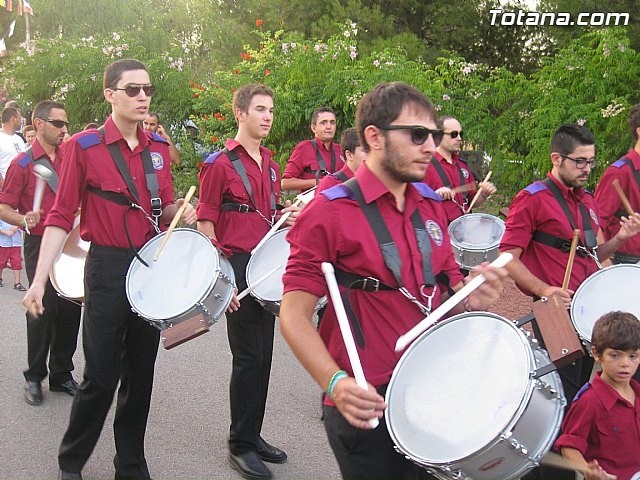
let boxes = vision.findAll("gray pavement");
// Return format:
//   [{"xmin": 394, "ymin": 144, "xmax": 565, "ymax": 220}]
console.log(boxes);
[{"xmin": 0, "ymin": 279, "xmax": 341, "ymax": 480}]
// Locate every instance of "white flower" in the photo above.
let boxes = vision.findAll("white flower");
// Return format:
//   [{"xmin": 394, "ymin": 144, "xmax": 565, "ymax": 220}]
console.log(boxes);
[
  {"xmin": 577, "ymin": 118, "xmax": 586, "ymax": 126},
  {"xmin": 344, "ymin": 30, "xmax": 351, "ymax": 37},
  {"xmin": 112, "ymin": 32, "xmax": 121, "ymax": 41},
  {"xmin": 462, "ymin": 66, "xmax": 471, "ymax": 75},
  {"xmin": 373, "ymin": 59, "xmax": 381, "ymax": 67},
  {"xmin": 435, "ymin": 104, "xmax": 442, "ymax": 111},
  {"xmin": 59, "ymin": 53, "xmax": 65, "ymax": 58},
  {"xmin": 442, "ymin": 94, "xmax": 450, "ymax": 101}
]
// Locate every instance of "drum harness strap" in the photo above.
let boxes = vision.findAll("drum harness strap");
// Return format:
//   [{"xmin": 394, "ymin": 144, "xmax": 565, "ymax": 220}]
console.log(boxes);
[
  {"xmin": 430, "ymin": 156, "xmax": 469, "ymax": 213},
  {"xmin": 86, "ymin": 127, "xmax": 162, "ymax": 267},
  {"xmin": 303, "ymin": 139, "xmax": 336, "ymax": 184},
  {"xmin": 332, "ymin": 170, "xmax": 349, "ymax": 183},
  {"xmin": 333, "ymin": 179, "xmax": 437, "ymax": 347},
  {"xmin": 532, "ymin": 178, "xmax": 601, "ymax": 268},
  {"xmin": 220, "ymin": 148, "xmax": 278, "ymax": 226},
  {"xmin": 611, "ymin": 158, "xmax": 640, "ymax": 264}
]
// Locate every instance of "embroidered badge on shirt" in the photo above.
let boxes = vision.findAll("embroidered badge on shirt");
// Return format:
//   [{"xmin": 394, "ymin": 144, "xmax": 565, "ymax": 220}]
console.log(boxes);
[
  {"xmin": 425, "ymin": 220, "xmax": 444, "ymax": 246},
  {"xmin": 150, "ymin": 152, "xmax": 164, "ymax": 170},
  {"xmin": 589, "ymin": 208, "xmax": 599, "ymax": 226},
  {"xmin": 270, "ymin": 167, "xmax": 277, "ymax": 183},
  {"xmin": 462, "ymin": 168, "xmax": 469, "ymax": 179}
]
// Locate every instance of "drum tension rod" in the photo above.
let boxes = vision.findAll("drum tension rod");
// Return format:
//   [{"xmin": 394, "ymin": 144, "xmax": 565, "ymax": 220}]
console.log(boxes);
[{"xmin": 532, "ymin": 362, "xmax": 557, "ymax": 379}]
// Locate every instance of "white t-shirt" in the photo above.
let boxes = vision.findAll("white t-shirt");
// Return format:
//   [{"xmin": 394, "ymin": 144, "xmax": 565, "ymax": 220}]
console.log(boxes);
[{"xmin": 0, "ymin": 131, "xmax": 26, "ymax": 179}]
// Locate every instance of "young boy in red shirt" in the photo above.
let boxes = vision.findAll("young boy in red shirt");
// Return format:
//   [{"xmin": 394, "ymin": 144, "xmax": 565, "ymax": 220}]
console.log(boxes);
[{"xmin": 555, "ymin": 310, "xmax": 640, "ymax": 480}]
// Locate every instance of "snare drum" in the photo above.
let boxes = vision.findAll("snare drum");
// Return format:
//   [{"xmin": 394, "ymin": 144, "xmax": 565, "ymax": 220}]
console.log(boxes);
[
  {"xmin": 126, "ymin": 228, "xmax": 235, "ymax": 330},
  {"xmin": 246, "ymin": 228, "xmax": 325, "ymax": 316},
  {"xmin": 386, "ymin": 312, "xmax": 565, "ymax": 480},
  {"xmin": 448, "ymin": 213, "xmax": 505, "ymax": 270},
  {"xmin": 50, "ymin": 216, "xmax": 89, "ymax": 302},
  {"xmin": 571, "ymin": 264, "xmax": 640, "ymax": 350}
]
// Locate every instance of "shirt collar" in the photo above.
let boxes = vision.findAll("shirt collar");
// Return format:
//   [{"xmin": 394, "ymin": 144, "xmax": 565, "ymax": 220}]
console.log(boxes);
[
  {"xmin": 102, "ymin": 116, "xmax": 149, "ymax": 151},
  {"xmin": 546, "ymin": 172, "xmax": 585, "ymax": 201},
  {"xmin": 354, "ymin": 162, "xmax": 422, "ymax": 206},
  {"xmin": 313, "ymin": 136, "xmax": 333, "ymax": 151},
  {"xmin": 626, "ymin": 148, "xmax": 640, "ymax": 169},
  {"xmin": 29, "ymin": 138, "xmax": 55, "ymax": 161},
  {"xmin": 591, "ymin": 371, "xmax": 640, "ymax": 410}
]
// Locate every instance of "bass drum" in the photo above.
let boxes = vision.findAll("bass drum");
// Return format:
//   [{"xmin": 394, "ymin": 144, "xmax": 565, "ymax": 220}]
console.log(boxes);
[
  {"xmin": 126, "ymin": 228, "xmax": 235, "ymax": 330},
  {"xmin": 386, "ymin": 312, "xmax": 565, "ymax": 480},
  {"xmin": 50, "ymin": 215, "xmax": 89, "ymax": 302}
]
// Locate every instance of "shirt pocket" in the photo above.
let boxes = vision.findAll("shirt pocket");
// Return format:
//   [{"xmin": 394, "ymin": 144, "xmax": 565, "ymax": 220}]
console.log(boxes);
[
  {"xmin": 228, "ymin": 181, "xmax": 250, "ymax": 204},
  {"xmin": 98, "ymin": 178, "xmax": 128, "ymax": 195},
  {"xmin": 596, "ymin": 419, "xmax": 634, "ymax": 456}
]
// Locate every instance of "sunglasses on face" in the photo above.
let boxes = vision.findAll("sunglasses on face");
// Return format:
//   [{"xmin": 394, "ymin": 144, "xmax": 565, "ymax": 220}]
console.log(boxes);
[
  {"xmin": 39, "ymin": 118, "xmax": 69, "ymax": 129},
  {"xmin": 558, "ymin": 153, "xmax": 597, "ymax": 169},
  {"xmin": 114, "ymin": 84, "xmax": 156, "ymax": 97},
  {"xmin": 379, "ymin": 125, "xmax": 443, "ymax": 146},
  {"xmin": 444, "ymin": 130, "xmax": 463, "ymax": 139}
]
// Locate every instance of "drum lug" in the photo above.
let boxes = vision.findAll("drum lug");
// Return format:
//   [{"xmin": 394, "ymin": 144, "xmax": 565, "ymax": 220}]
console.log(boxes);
[
  {"xmin": 537, "ymin": 379, "xmax": 563, "ymax": 401},
  {"xmin": 501, "ymin": 432, "xmax": 529, "ymax": 458},
  {"xmin": 198, "ymin": 302, "xmax": 214, "ymax": 321}
]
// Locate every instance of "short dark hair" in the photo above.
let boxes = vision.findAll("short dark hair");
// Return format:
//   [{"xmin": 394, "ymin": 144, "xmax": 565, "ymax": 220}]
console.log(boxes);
[
  {"xmin": 103, "ymin": 58, "xmax": 148, "ymax": 90},
  {"xmin": 23, "ymin": 125, "xmax": 35, "ymax": 135},
  {"xmin": 83, "ymin": 122, "xmax": 100, "ymax": 130},
  {"xmin": 436, "ymin": 115, "xmax": 457, "ymax": 130},
  {"xmin": 311, "ymin": 106, "xmax": 335, "ymax": 125},
  {"xmin": 340, "ymin": 127, "xmax": 360, "ymax": 156},
  {"xmin": 550, "ymin": 124, "xmax": 595, "ymax": 156},
  {"xmin": 147, "ymin": 112, "xmax": 160, "ymax": 122},
  {"xmin": 628, "ymin": 103, "xmax": 640, "ymax": 142},
  {"xmin": 232, "ymin": 83, "xmax": 273, "ymax": 120},
  {"xmin": 356, "ymin": 82, "xmax": 436, "ymax": 153},
  {"xmin": 32, "ymin": 100, "xmax": 65, "ymax": 124},
  {"xmin": 1, "ymin": 107, "xmax": 20, "ymax": 124},
  {"xmin": 591, "ymin": 311, "xmax": 640, "ymax": 355}
]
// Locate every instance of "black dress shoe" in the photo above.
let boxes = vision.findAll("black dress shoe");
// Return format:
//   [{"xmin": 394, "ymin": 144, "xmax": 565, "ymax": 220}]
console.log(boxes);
[
  {"xmin": 256, "ymin": 437, "xmax": 287, "ymax": 464},
  {"xmin": 58, "ymin": 469, "xmax": 83, "ymax": 480},
  {"xmin": 24, "ymin": 381, "xmax": 43, "ymax": 405},
  {"xmin": 50, "ymin": 379, "xmax": 79, "ymax": 396},
  {"xmin": 228, "ymin": 451, "xmax": 272, "ymax": 480}
]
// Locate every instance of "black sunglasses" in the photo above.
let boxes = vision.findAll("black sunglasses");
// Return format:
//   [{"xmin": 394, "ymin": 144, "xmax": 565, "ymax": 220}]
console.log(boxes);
[
  {"xmin": 114, "ymin": 84, "xmax": 156, "ymax": 97},
  {"xmin": 378, "ymin": 125, "xmax": 443, "ymax": 146},
  {"xmin": 444, "ymin": 130, "xmax": 464, "ymax": 139},
  {"xmin": 40, "ymin": 118, "xmax": 69, "ymax": 129},
  {"xmin": 558, "ymin": 153, "xmax": 597, "ymax": 169}
]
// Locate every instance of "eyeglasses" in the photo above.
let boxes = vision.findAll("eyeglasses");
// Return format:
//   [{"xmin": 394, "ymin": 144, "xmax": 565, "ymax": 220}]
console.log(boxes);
[
  {"xmin": 39, "ymin": 118, "xmax": 69, "ymax": 129},
  {"xmin": 444, "ymin": 130, "xmax": 463, "ymax": 139},
  {"xmin": 113, "ymin": 84, "xmax": 156, "ymax": 97},
  {"xmin": 378, "ymin": 125, "xmax": 443, "ymax": 146},
  {"xmin": 558, "ymin": 153, "xmax": 597, "ymax": 169}
]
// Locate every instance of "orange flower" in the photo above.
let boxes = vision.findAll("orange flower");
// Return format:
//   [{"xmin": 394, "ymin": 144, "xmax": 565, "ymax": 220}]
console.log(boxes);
[
  {"xmin": 256, "ymin": 19, "xmax": 263, "ymax": 28},
  {"xmin": 210, "ymin": 136, "xmax": 219, "ymax": 143},
  {"xmin": 240, "ymin": 52, "xmax": 251, "ymax": 61},
  {"xmin": 193, "ymin": 92, "xmax": 199, "ymax": 98},
  {"xmin": 264, "ymin": 69, "xmax": 271, "ymax": 76},
  {"xmin": 233, "ymin": 69, "xmax": 240, "ymax": 75},
  {"xmin": 203, "ymin": 114, "xmax": 210, "ymax": 120}
]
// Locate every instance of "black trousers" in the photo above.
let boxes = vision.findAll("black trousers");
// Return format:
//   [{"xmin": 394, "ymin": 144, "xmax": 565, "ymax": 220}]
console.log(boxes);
[
  {"xmin": 323, "ymin": 402, "xmax": 438, "ymax": 480},
  {"xmin": 227, "ymin": 252, "xmax": 275, "ymax": 454},
  {"xmin": 23, "ymin": 234, "xmax": 81, "ymax": 385},
  {"xmin": 58, "ymin": 245, "xmax": 159, "ymax": 479}
]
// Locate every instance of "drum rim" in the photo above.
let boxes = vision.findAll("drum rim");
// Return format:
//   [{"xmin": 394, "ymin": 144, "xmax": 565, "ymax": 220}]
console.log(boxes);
[
  {"xmin": 448, "ymin": 213, "xmax": 506, "ymax": 249},
  {"xmin": 570, "ymin": 263, "xmax": 640, "ymax": 342},
  {"xmin": 386, "ymin": 311, "xmax": 536, "ymax": 465},
  {"xmin": 126, "ymin": 228, "xmax": 221, "ymax": 321},
  {"xmin": 246, "ymin": 227, "xmax": 289, "ymax": 304}
]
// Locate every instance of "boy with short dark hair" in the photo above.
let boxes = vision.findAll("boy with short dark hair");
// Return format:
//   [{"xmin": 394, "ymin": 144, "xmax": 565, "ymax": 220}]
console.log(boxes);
[{"xmin": 555, "ymin": 310, "xmax": 640, "ymax": 480}]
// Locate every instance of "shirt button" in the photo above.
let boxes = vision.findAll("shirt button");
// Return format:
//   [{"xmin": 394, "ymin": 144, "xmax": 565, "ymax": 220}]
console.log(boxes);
[{"xmin": 132, "ymin": 176, "xmax": 136, "ymax": 180}]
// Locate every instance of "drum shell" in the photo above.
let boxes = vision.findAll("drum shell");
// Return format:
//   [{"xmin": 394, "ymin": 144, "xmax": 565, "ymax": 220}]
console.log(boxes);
[
  {"xmin": 386, "ymin": 312, "xmax": 565, "ymax": 480},
  {"xmin": 126, "ymin": 228, "xmax": 235, "ymax": 329},
  {"xmin": 448, "ymin": 213, "xmax": 505, "ymax": 270}
]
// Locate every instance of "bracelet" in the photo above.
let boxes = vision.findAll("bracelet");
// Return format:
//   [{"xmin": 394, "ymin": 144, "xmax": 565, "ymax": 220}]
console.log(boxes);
[
  {"xmin": 327, "ymin": 370, "xmax": 348, "ymax": 399},
  {"xmin": 463, "ymin": 297, "xmax": 472, "ymax": 312}
]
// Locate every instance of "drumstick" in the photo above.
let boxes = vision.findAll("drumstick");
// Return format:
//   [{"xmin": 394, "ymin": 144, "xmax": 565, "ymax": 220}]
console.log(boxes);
[
  {"xmin": 561, "ymin": 229, "xmax": 581, "ymax": 290},
  {"xmin": 236, "ymin": 264, "xmax": 283, "ymax": 301},
  {"xmin": 251, "ymin": 186, "xmax": 317, "ymax": 255},
  {"xmin": 541, "ymin": 451, "xmax": 617, "ymax": 480},
  {"xmin": 466, "ymin": 170, "xmax": 492, "ymax": 213},
  {"xmin": 32, "ymin": 164, "xmax": 53, "ymax": 212},
  {"xmin": 322, "ymin": 262, "xmax": 379, "ymax": 429},
  {"xmin": 395, "ymin": 252, "xmax": 513, "ymax": 352},
  {"xmin": 153, "ymin": 185, "xmax": 196, "ymax": 261},
  {"xmin": 612, "ymin": 178, "xmax": 635, "ymax": 216}
]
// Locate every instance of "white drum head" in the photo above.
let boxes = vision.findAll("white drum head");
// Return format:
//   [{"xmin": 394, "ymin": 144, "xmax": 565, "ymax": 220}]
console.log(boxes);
[
  {"xmin": 246, "ymin": 228, "xmax": 288, "ymax": 304},
  {"xmin": 571, "ymin": 264, "xmax": 640, "ymax": 343},
  {"xmin": 386, "ymin": 313, "xmax": 533, "ymax": 464},
  {"xmin": 126, "ymin": 229, "xmax": 220, "ymax": 321},
  {"xmin": 50, "ymin": 216, "xmax": 89, "ymax": 301},
  {"xmin": 448, "ymin": 213, "xmax": 505, "ymax": 251}
]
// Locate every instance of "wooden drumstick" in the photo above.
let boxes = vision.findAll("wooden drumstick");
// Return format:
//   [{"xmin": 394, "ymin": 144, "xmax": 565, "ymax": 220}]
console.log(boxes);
[
  {"xmin": 395, "ymin": 252, "xmax": 513, "ymax": 352},
  {"xmin": 561, "ymin": 229, "xmax": 581, "ymax": 291},
  {"xmin": 322, "ymin": 262, "xmax": 379, "ymax": 429},
  {"xmin": 466, "ymin": 170, "xmax": 492, "ymax": 213},
  {"xmin": 153, "ymin": 185, "xmax": 196, "ymax": 261},
  {"xmin": 32, "ymin": 164, "xmax": 53, "ymax": 212},
  {"xmin": 541, "ymin": 451, "xmax": 617, "ymax": 480},
  {"xmin": 612, "ymin": 178, "xmax": 635, "ymax": 216},
  {"xmin": 236, "ymin": 264, "xmax": 283, "ymax": 301}
]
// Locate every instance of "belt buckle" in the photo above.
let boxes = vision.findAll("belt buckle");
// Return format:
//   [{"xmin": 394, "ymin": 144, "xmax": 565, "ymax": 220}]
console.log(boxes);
[
  {"xmin": 150, "ymin": 197, "xmax": 162, "ymax": 217},
  {"xmin": 238, "ymin": 204, "xmax": 250, "ymax": 213},
  {"xmin": 362, "ymin": 277, "xmax": 380, "ymax": 292}
]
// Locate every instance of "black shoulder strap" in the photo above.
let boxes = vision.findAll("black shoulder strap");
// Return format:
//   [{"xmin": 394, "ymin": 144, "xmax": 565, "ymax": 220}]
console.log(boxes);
[
  {"xmin": 343, "ymin": 178, "xmax": 435, "ymax": 287},
  {"xmin": 310, "ymin": 139, "xmax": 329, "ymax": 172},
  {"xmin": 622, "ymin": 157, "xmax": 640, "ymax": 189},
  {"xmin": 430, "ymin": 157, "xmax": 451, "ymax": 188},
  {"xmin": 225, "ymin": 147, "xmax": 276, "ymax": 214},
  {"xmin": 333, "ymin": 170, "xmax": 349, "ymax": 183}
]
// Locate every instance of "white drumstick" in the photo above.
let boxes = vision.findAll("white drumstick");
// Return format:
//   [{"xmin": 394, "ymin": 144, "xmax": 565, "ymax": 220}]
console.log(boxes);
[
  {"xmin": 32, "ymin": 164, "xmax": 53, "ymax": 212},
  {"xmin": 237, "ymin": 264, "xmax": 283, "ymax": 301},
  {"xmin": 322, "ymin": 262, "xmax": 379, "ymax": 429},
  {"xmin": 251, "ymin": 186, "xmax": 317, "ymax": 255},
  {"xmin": 395, "ymin": 252, "xmax": 513, "ymax": 352}
]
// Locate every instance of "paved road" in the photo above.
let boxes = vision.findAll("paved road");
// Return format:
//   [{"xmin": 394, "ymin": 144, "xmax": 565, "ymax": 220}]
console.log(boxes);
[{"xmin": 0, "ymin": 278, "xmax": 341, "ymax": 480}]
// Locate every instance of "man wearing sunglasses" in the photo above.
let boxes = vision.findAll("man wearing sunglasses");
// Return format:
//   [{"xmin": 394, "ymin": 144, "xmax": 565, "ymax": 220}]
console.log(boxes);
[
  {"xmin": 500, "ymin": 124, "xmax": 640, "ymax": 480},
  {"xmin": 424, "ymin": 116, "xmax": 496, "ymax": 224},
  {"xmin": 0, "ymin": 106, "xmax": 26, "ymax": 189},
  {"xmin": 280, "ymin": 82, "xmax": 507, "ymax": 480},
  {"xmin": 281, "ymin": 106, "xmax": 345, "ymax": 193},
  {"xmin": 22, "ymin": 59, "xmax": 197, "ymax": 480},
  {"xmin": 0, "ymin": 100, "xmax": 82, "ymax": 407},
  {"xmin": 595, "ymin": 103, "xmax": 640, "ymax": 266},
  {"xmin": 143, "ymin": 112, "xmax": 181, "ymax": 165}
]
